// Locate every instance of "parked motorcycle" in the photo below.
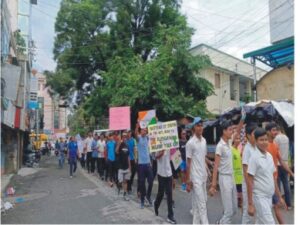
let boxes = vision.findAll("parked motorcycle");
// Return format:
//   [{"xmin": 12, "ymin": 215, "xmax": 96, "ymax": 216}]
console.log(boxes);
[{"xmin": 23, "ymin": 144, "xmax": 40, "ymax": 167}]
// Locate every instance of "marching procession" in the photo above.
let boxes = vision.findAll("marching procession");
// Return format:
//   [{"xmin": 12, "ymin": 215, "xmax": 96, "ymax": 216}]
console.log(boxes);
[{"xmin": 55, "ymin": 109, "xmax": 294, "ymax": 224}]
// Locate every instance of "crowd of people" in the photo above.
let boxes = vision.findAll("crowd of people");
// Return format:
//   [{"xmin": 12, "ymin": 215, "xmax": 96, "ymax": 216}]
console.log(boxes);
[{"xmin": 54, "ymin": 112, "xmax": 294, "ymax": 224}]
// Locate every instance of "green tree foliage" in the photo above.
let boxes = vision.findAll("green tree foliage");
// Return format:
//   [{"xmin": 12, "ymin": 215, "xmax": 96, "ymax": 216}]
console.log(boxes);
[{"xmin": 49, "ymin": 0, "xmax": 214, "ymax": 127}]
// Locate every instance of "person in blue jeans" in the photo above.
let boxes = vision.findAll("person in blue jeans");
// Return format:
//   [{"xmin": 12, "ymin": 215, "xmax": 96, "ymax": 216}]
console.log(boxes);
[
  {"xmin": 135, "ymin": 122, "xmax": 153, "ymax": 209},
  {"xmin": 67, "ymin": 136, "xmax": 79, "ymax": 178},
  {"xmin": 58, "ymin": 138, "xmax": 66, "ymax": 169}
]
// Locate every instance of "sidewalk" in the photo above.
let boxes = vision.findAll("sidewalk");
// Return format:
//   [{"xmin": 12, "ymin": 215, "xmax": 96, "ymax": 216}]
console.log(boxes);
[{"xmin": 1, "ymin": 174, "xmax": 14, "ymax": 197}]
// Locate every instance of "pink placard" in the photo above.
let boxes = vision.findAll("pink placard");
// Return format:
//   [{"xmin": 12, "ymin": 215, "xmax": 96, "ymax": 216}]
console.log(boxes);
[{"xmin": 109, "ymin": 106, "xmax": 131, "ymax": 130}]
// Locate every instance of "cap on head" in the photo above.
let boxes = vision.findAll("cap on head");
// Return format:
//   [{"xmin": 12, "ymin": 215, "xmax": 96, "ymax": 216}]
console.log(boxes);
[{"xmin": 191, "ymin": 117, "xmax": 203, "ymax": 127}]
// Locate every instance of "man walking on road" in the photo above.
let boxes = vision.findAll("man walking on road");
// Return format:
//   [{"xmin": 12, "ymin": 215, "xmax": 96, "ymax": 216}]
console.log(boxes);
[
  {"xmin": 274, "ymin": 127, "xmax": 292, "ymax": 209},
  {"xmin": 67, "ymin": 136, "xmax": 79, "ymax": 178},
  {"xmin": 58, "ymin": 137, "xmax": 66, "ymax": 169},
  {"xmin": 265, "ymin": 122, "xmax": 293, "ymax": 224},
  {"xmin": 185, "ymin": 117, "xmax": 209, "ymax": 224},
  {"xmin": 135, "ymin": 122, "xmax": 154, "ymax": 209},
  {"xmin": 91, "ymin": 134, "xmax": 98, "ymax": 174},
  {"xmin": 84, "ymin": 132, "xmax": 93, "ymax": 173},
  {"xmin": 116, "ymin": 132, "xmax": 131, "ymax": 200},
  {"xmin": 247, "ymin": 128, "xmax": 286, "ymax": 224},
  {"xmin": 179, "ymin": 129, "xmax": 188, "ymax": 191},
  {"xmin": 126, "ymin": 130, "xmax": 136, "ymax": 194},
  {"xmin": 106, "ymin": 133, "xmax": 117, "ymax": 187},
  {"xmin": 97, "ymin": 133, "xmax": 106, "ymax": 180},
  {"xmin": 154, "ymin": 149, "xmax": 177, "ymax": 224},
  {"xmin": 241, "ymin": 123, "xmax": 257, "ymax": 224},
  {"xmin": 209, "ymin": 120, "xmax": 237, "ymax": 224}
]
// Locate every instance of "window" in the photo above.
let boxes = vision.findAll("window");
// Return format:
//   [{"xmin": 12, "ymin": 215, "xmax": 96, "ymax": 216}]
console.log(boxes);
[{"xmin": 215, "ymin": 73, "xmax": 220, "ymax": 88}]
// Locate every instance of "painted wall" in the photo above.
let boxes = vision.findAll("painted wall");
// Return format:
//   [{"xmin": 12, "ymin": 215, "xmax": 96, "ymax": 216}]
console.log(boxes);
[
  {"xmin": 190, "ymin": 44, "xmax": 267, "ymax": 80},
  {"xmin": 197, "ymin": 68, "xmax": 242, "ymax": 114},
  {"xmin": 257, "ymin": 66, "xmax": 294, "ymax": 102},
  {"xmin": 190, "ymin": 44, "xmax": 256, "ymax": 115}
]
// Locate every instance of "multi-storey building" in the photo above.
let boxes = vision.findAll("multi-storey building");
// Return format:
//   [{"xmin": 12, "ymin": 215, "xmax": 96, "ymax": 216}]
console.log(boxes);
[{"xmin": 189, "ymin": 44, "xmax": 267, "ymax": 115}]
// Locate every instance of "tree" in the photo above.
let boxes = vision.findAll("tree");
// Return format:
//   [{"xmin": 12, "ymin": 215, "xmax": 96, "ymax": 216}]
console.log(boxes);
[{"xmin": 48, "ymin": 0, "xmax": 214, "ymax": 127}]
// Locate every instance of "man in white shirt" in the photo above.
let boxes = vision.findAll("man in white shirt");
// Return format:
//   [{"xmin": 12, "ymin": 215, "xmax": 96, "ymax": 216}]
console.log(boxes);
[
  {"xmin": 186, "ymin": 117, "xmax": 212, "ymax": 224},
  {"xmin": 153, "ymin": 149, "xmax": 176, "ymax": 224},
  {"xmin": 209, "ymin": 120, "xmax": 236, "ymax": 224},
  {"xmin": 274, "ymin": 128, "xmax": 292, "ymax": 209},
  {"xmin": 97, "ymin": 133, "xmax": 106, "ymax": 180},
  {"xmin": 247, "ymin": 127, "xmax": 286, "ymax": 224},
  {"xmin": 241, "ymin": 123, "xmax": 257, "ymax": 224},
  {"xmin": 84, "ymin": 132, "xmax": 93, "ymax": 173}
]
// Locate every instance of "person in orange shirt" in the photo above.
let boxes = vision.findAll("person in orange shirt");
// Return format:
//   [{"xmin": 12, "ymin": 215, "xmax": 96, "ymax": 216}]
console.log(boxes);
[{"xmin": 266, "ymin": 122, "xmax": 294, "ymax": 225}]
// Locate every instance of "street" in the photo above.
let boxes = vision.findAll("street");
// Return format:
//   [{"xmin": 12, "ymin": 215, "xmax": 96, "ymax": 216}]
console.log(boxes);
[{"xmin": 1, "ymin": 155, "xmax": 294, "ymax": 224}]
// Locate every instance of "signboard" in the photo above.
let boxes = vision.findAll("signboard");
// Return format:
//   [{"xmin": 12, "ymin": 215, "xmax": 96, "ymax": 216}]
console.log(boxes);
[
  {"xmin": 30, "ymin": 77, "xmax": 38, "ymax": 92},
  {"xmin": 28, "ymin": 92, "xmax": 38, "ymax": 109},
  {"xmin": 138, "ymin": 110, "xmax": 156, "ymax": 128},
  {"xmin": 170, "ymin": 148, "xmax": 182, "ymax": 170},
  {"xmin": 109, "ymin": 106, "xmax": 130, "ymax": 130},
  {"xmin": 148, "ymin": 120, "xmax": 179, "ymax": 153}
]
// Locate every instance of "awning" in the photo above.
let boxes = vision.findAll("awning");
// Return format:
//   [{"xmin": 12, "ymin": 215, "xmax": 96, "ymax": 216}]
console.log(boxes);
[
  {"xmin": 243, "ymin": 37, "xmax": 294, "ymax": 68},
  {"xmin": 218, "ymin": 100, "xmax": 294, "ymax": 127}
]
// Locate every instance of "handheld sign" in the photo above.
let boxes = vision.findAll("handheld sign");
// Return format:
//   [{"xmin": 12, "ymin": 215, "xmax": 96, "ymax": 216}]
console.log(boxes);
[
  {"xmin": 109, "ymin": 106, "xmax": 130, "ymax": 130},
  {"xmin": 148, "ymin": 120, "xmax": 179, "ymax": 153}
]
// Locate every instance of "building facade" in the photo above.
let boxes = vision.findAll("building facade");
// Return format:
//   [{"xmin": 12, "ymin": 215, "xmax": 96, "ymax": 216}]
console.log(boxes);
[
  {"xmin": 1, "ymin": 0, "xmax": 36, "ymax": 174},
  {"xmin": 189, "ymin": 44, "xmax": 267, "ymax": 115},
  {"xmin": 36, "ymin": 72, "xmax": 68, "ymax": 139}
]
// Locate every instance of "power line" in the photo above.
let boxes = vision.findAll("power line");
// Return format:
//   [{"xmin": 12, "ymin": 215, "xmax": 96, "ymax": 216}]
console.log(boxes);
[
  {"xmin": 214, "ymin": 0, "xmax": 293, "ymax": 49},
  {"xmin": 32, "ymin": 0, "xmax": 292, "ymax": 71},
  {"xmin": 193, "ymin": 0, "xmax": 293, "ymax": 70},
  {"xmin": 182, "ymin": 1, "xmax": 267, "ymax": 24}
]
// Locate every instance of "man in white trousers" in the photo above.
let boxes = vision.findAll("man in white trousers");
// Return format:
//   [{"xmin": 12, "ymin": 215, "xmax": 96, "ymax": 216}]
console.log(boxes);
[
  {"xmin": 241, "ymin": 123, "xmax": 257, "ymax": 224},
  {"xmin": 209, "ymin": 120, "xmax": 236, "ymax": 224},
  {"xmin": 247, "ymin": 127, "xmax": 286, "ymax": 224},
  {"xmin": 186, "ymin": 117, "xmax": 212, "ymax": 224}
]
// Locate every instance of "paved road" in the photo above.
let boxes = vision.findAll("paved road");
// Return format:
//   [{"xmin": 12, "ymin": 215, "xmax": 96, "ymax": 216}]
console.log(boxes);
[{"xmin": 1, "ymin": 155, "xmax": 294, "ymax": 224}]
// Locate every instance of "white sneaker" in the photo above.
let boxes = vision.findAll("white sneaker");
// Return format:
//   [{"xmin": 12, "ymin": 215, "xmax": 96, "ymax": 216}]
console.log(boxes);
[{"xmin": 70, "ymin": 176, "xmax": 73, "ymax": 178}]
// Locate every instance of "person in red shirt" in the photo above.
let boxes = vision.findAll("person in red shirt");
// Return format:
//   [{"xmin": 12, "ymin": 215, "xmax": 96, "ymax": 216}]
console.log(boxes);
[{"xmin": 266, "ymin": 122, "xmax": 294, "ymax": 224}]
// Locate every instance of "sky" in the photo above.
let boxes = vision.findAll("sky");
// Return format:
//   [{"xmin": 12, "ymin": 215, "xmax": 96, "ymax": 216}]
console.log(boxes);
[{"xmin": 31, "ymin": 0, "xmax": 273, "ymax": 72}]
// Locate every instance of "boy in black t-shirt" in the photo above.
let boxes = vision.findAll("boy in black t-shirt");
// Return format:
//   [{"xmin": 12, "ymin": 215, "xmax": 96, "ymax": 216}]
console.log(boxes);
[{"xmin": 116, "ymin": 132, "xmax": 131, "ymax": 200}]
